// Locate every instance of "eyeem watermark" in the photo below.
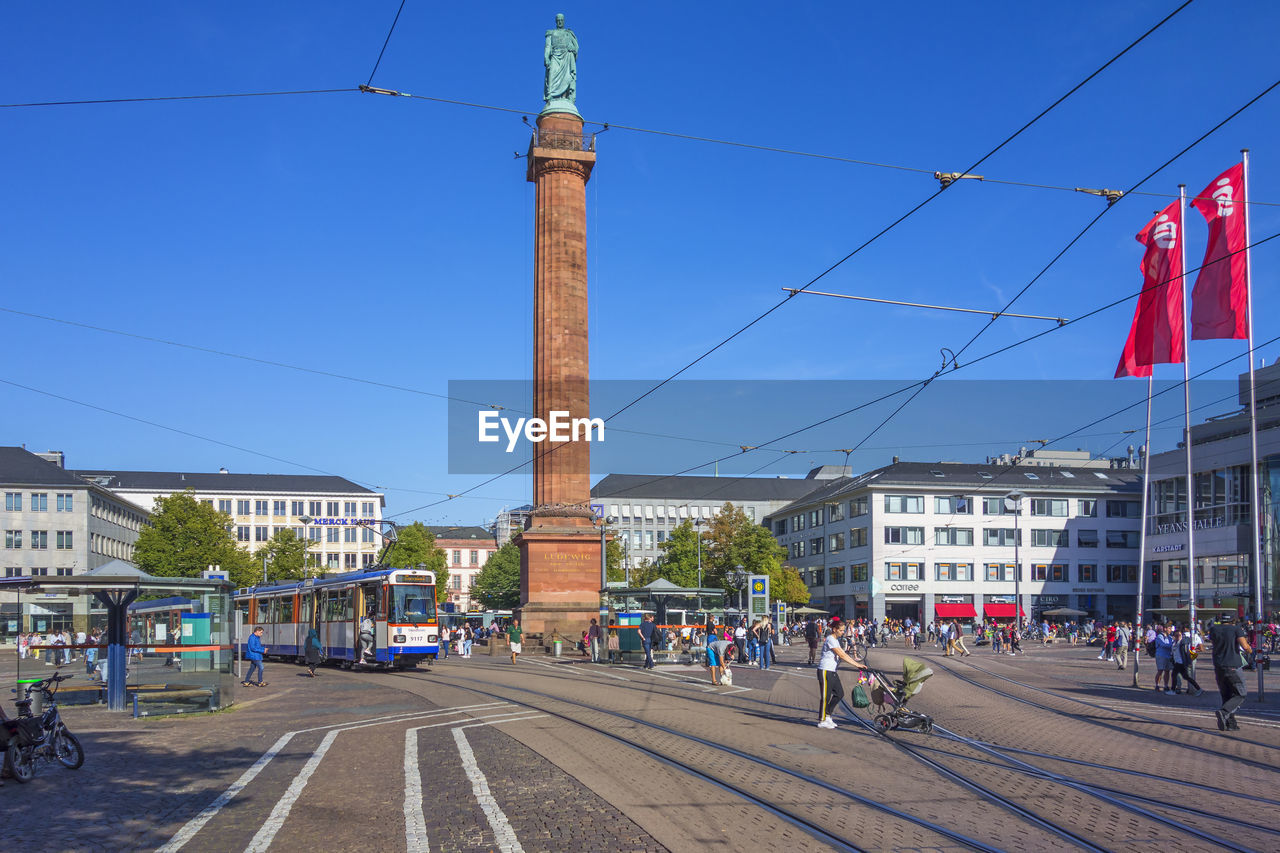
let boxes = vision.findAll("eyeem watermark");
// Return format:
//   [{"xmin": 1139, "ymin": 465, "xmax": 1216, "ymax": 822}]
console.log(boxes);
[{"xmin": 478, "ymin": 410, "xmax": 605, "ymax": 453}]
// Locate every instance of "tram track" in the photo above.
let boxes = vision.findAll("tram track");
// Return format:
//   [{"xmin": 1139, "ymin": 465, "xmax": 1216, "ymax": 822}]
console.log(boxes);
[{"xmin": 385, "ymin": 667, "xmax": 1035, "ymax": 852}]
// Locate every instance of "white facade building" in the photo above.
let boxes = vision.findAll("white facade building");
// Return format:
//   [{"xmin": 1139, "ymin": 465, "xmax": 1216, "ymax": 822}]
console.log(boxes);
[
  {"xmin": 71, "ymin": 467, "xmax": 385, "ymax": 574},
  {"xmin": 765, "ymin": 457, "xmax": 1144, "ymax": 624},
  {"xmin": 429, "ymin": 525, "xmax": 497, "ymax": 612}
]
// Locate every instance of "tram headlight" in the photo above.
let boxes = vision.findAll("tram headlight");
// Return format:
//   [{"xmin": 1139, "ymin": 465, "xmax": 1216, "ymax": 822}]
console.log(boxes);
[
  {"xmin": 427, "ymin": 633, "xmax": 437, "ymax": 643},
  {"xmin": 393, "ymin": 635, "xmax": 407, "ymax": 644}
]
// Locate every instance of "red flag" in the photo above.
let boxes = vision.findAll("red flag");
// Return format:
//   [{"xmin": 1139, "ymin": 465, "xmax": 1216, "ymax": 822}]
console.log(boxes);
[
  {"xmin": 1114, "ymin": 200, "xmax": 1185, "ymax": 376},
  {"xmin": 1190, "ymin": 162, "xmax": 1248, "ymax": 340}
]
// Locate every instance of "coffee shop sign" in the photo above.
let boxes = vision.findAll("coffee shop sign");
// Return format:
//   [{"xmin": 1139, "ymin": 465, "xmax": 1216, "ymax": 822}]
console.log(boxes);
[{"xmin": 889, "ymin": 583, "xmax": 920, "ymax": 592}]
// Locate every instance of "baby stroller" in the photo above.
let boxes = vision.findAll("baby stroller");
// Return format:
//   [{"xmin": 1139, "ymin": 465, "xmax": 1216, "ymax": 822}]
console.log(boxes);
[{"xmin": 865, "ymin": 657, "xmax": 935, "ymax": 734}]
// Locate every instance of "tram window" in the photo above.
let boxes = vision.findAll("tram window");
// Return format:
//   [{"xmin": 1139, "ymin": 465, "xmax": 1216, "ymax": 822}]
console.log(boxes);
[
  {"xmin": 279, "ymin": 597, "xmax": 295, "ymax": 623},
  {"xmin": 255, "ymin": 599, "xmax": 270, "ymax": 624},
  {"xmin": 300, "ymin": 596, "xmax": 313, "ymax": 626},
  {"xmin": 326, "ymin": 590, "xmax": 353, "ymax": 621},
  {"xmin": 236, "ymin": 601, "xmax": 250, "ymax": 623}
]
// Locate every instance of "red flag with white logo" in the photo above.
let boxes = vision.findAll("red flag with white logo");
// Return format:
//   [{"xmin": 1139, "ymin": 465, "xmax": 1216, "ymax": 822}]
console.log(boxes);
[
  {"xmin": 1114, "ymin": 200, "xmax": 1185, "ymax": 376},
  {"xmin": 1190, "ymin": 162, "xmax": 1248, "ymax": 340}
]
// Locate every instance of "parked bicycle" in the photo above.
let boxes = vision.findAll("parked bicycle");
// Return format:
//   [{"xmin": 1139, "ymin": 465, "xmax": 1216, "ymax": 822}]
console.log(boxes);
[{"xmin": 1, "ymin": 670, "xmax": 85, "ymax": 783}]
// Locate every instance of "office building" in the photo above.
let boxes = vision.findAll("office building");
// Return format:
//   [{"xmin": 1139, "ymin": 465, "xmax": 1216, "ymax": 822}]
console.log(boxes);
[{"xmin": 429, "ymin": 525, "xmax": 497, "ymax": 612}]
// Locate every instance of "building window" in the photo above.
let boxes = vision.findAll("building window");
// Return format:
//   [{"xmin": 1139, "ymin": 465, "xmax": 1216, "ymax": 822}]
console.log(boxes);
[
  {"xmin": 1106, "ymin": 530, "xmax": 1139, "ymax": 549},
  {"xmin": 362, "ymin": 502, "xmax": 374, "ymax": 517},
  {"xmin": 794, "ymin": 540, "xmax": 807, "ymax": 558},
  {"xmin": 291, "ymin": 500, "xmax": 305, "ymax": 516},
  {"xmin": 310, "ymin": 501, "xmax": 323, "ymax": 517},
  {"xmin": 4, "ymin": 493, "xmax": 21, "ymax": 512},
  {"xmin": 1106, "ymin": 500, "xmax": 1140, "ymax": 518},
  {"xmin": 983, "ymin": 528, "xmax": 1020, "ymax": 547},
  {"xmin": 983, "ymin": 496, "xmax": 1012, "ymax": 515},
  {"xmin": 30, "ymin": 567, "xmax": 48, "ymax": 577},
  {"xmin": 56, "ymin": 493, "xmax": 74, "ymax": 512},
  {"xmin": 342, "ymin": 501, "xmax": 355, "ymax": 516},
  {"xmin": 253, "ymin": 500, "xmax": 267, "ymax": 516},
  {"xmin": 362, "ymin": 527, "xmax": 375, "ymax": 543},
  {"xmin": 452, "ymin": 550, "xmax": 462, "ymax": 565},
  {"xmin": 55, "ymin": 567, "xmax": 72, "ymax": 577},
  {"xmin": 308, "ymin": 528, "xmax": 323, "ymax": 542},
  {"xmin": 232, "ymin": 500, "xmax": 247, "ymax": 515},
  {"xmin": 1077, "ymin": 499, "xmax": 1097, "ymax": 517},
  {"xmin": 344, "ymin": 527, "xmax": 357, "ymax": 543},
  {"xmin": 1049, "ymin": 564, "xmax": 1067, "ymax": 582},
  {"xmin": 829, "ymin": 566, "xmax": 845, "ymax": 585},
  {"xmin": 470, "ymin": 550, "xmax": 480, "ymax": 565},
  {"xmin": 791, "ymin": 514, "xmax": 805, "ymax": 532},
  {"xmin": 451, "ymin": 574, "xmax": 462, "ymax": 590},
  {"xmin": 1077, "ymin": 529, "xmax": 1099, "ymax": 548},
  {"xmin": 327, "ymin": 528, "xmax": 339, "ymax": 544},
  {"xmin": 1030, "ymin": 564, "xmax": 1048, "ymax": 581},
  {"xmin": 811, "ymin": 568, "xmax": 824, "ymax": 586},
  {"xmin": 827, "ymin": 503, "xmax": 845, "ymax": 523},
  {"xmin": 4, "ymin": 567, "xmax": 21, "ymax": 578},
  {"xmin": 273, "ymin": 500, "xmax": 287, "ymax": 516},
  {"xmin": 985, "ymin": 563, "xmax": 1010, "ymax": 581},
  {"xmin": 850, "ymin": 563, "xmax": 868, "ymax": 582},
  {"xmin": 774, "ymin": 519, "xmax": 787, "ymax": 536},
  {"xmin": 810, "ymin": 537, "xmax": 824, "ymax": 555},
  {"xmin": 4, "ymin": 531, "xmax": 21, "ymax": 549},
  {"xmin": 1031, "ymin": 529, "xmax": 1068, "ymax": 548},
  {"xmin": 217, "ymin": 499, "xmax": 232, "ymax": 514},
  {"xmin": 884, "ymin": 526, "xmax": 924, "ymax": 545},
  {"xmin": 1031, "ymin": 499, "xmax": 1068, "ymax": 517},
  {"xmin": 849, "ymin": 527, "xmax": 868, "ymax": 548},
  {"xmin": 885, "ymin": 562, "xmax": 922, "ymax": 580},
  {"xmin": 255, "ymin": 526, "xmax": 269, "ymax": 542},
  {"xmin": 935, "ymin": 562, "xmax": 973, "ymax": 581},
  {"xmin": 345, "ymin": 553, "xmax": 357, "ymax": 570},
  {"xmin": 1107, "ymin": 564, "xmax": 1138, "ymax": 583},
  {"xmin": 362, "ymin": 554, "xmax": 375, "ymax": 567},
  {"xmin": 935, "ymin": 496, "xmax": 972, "ymax": 514},
  {"xmin": 884, "ymin": 495, "xmax": 924, "ymax": 514},
  {"xmin": 327, "ymin": 501, "xmax": 340, "ymax": 517},
  {"xmin": 327, "ymin": 553, "xmax": 340, "ymax": 569},
  {"xmin": 828, "ymin": 532, "xmax": 845, "ymax": 552},
  {"xmin": 934, "ymin": 527, "xmax": 974, "ymax": 546},
  {"xmin": 56, "ymin": 530, "xmax": 73, "ymax": 550},
  {"xmin": 1079, "ymin": 564, "xmax": 1097, "ymax": 583},
  {"xmin": 30, "ymin": 530, "xmax": 48, "ymax": 550},
  {"xmin": 30, "ymin": 493, "xmax": 48, "ymax": 512},
  {"xmin": 849, "ymin": 497, "xmax": 868, "ymax": 517}
]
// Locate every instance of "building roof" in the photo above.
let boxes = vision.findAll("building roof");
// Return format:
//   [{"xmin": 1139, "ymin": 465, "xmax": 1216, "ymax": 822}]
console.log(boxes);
[
  {"xmin": 0, "ymin": 446, "xmax": 97, "ymax": 488},
  {"xmin": 427, "ymin": 526, "xmax": 495, "ymax": 542},
  {"xmin": 591, "ymin": 473, "xmax": 823, "ymax": 503},
  {"xmin": 70, "ymin": 469, "xmax": 379, "ymax": 496},
  {"xmin": 765, "ymin": 460, "xmax": 1142, "ymax": 518}
]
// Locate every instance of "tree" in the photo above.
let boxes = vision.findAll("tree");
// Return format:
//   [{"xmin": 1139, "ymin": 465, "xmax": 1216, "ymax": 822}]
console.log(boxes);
[
  {"xmin": 471, "ymin": 542, "xmax": 521, "ymax": 609},
  {"xmin": 133, "ymin": 491, "xmax": 254, "ymax": 587},
  {"xmin": 702, "ymin": 502, "xmax": 809, "ymax": 605},
  {"xmin": 250, "ymin": 529, "xmax": 313, "ymax": 584},
  {"xmin": 653, "ymin": 520, "xmax": 705, "ymax": 588},
  {"xmin": 381, "ymin": 522, "xmax": 449, "ymax": 602},
  {"xmin": 605, "ymin": 537, "xmax": 626, "ymax": 583}
]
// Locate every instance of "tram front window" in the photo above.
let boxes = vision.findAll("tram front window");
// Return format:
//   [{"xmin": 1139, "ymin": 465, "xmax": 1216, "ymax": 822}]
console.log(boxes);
[{"xmin": 391, "ymin": 585, "xmax": 436, "ymax": 624}]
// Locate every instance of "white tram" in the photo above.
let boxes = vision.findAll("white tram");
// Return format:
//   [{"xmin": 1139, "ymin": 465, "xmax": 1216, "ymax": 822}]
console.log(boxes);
[{"xmin": 233, "ymin": 567, "xmax": 440, "ymax": 669}]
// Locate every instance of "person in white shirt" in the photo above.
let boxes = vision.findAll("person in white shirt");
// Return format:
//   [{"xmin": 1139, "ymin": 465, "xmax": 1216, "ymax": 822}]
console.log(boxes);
[{"xmin": 816, "ymin": 622, "xmax": 867, "ymax": 729}]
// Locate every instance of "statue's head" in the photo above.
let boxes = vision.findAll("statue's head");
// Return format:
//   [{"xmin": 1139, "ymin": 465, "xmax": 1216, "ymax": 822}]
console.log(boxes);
[{"xmin": 555, "ymin": 13, "xmax": 565, "ymax": 28}]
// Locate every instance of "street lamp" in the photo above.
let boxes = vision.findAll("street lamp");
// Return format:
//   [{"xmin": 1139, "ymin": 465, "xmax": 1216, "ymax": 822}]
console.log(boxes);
[
  {"xmin": 1003, "ymin": 491, "xmax": 1025, "ymax": 629},
  {"xmin": 727, "ymin": 565, "xmax": 748, "ymax": 624}
]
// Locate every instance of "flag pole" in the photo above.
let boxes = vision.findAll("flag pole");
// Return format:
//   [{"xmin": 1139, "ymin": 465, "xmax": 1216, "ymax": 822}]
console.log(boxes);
[
  {"xmin": 1134, "ymin": 373, "xmax": 1153, "ymax": 688},
  {"xmin": 1242, "ymin": 149, "xmax": 1264, "ymax": 624},
  {"xmin": 1179, "ymin": 184, "xmax": 1197, "ymax": 635}
]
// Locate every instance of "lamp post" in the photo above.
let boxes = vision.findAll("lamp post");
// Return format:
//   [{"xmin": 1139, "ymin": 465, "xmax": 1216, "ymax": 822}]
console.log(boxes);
[
  {"xmin": 1003, "ymin": 491, "xmax": 1025, "ymax": 629},
  {"xmin": 727, "ymin": 565, "xmax": 747, "ymax": 625}
]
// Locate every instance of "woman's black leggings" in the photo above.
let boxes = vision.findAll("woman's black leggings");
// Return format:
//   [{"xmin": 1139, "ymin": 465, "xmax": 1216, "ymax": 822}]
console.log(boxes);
[{"xmin": 817, "ymin": 669, "xmax": 843, "ymax": 721}]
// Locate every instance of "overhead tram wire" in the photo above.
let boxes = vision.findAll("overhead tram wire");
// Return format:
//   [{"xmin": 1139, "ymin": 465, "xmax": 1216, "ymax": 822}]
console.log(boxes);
[
  {"xmin": 0, "ymin": 89, "xmax": 359, "ymax": 108},
  {"xmin": 366, "ymin": 0, "xmax": 408, "ymax": 86}
]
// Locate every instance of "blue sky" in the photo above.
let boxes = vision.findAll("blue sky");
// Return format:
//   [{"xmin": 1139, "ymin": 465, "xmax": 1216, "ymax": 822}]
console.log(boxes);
[{"xmin": 3, "ymin": 2, "xmax": 1279, "ymax": 527}]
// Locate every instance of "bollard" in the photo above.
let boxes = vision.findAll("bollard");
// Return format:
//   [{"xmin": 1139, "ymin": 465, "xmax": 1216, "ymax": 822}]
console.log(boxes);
[{"xmin": 553, "ymin": 640, "xmax": 562, "ymax": 657}]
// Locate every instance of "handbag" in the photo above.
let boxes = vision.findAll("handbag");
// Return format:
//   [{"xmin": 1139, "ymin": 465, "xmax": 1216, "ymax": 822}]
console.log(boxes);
[{"xmin": 851, "ymin": 681, "xmax": 871, "ymax": 708}]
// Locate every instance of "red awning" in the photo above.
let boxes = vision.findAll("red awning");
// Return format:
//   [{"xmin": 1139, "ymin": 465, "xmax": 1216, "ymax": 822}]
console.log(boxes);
[
  {"xmin": 983, "ymin": 603, "xmax": 1026, "ymax": 619},
  {"xmin": 935, "ymin": 603, "xmax": 977, "ymax": 618}
]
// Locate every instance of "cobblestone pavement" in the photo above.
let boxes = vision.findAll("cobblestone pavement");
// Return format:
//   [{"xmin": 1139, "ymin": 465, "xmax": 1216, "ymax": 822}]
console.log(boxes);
[{"xmin": 1, "ymin": 639, "xmax": 1275, "ymax": 852}]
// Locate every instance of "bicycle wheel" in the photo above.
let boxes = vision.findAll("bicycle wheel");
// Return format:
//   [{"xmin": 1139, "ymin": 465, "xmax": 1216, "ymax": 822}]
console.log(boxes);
[
  {"xmin": 853, "ymin": 642, "xmax": 869, "ymax": 663},
  {"xmin": 4, "ymin": 744, "xmax": 37, "ymax": 783},
  {"xmin": 54, "ymin": 729, "xmax": 85, "ymax": 770}
]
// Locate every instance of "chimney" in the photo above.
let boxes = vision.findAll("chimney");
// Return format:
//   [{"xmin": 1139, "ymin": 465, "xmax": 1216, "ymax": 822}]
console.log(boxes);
[
  {"xmin": 219, "ymin": 467, "xmax": 229, "ymax": 474},
  {"xmin": 36, "ymin": 450, "xmax": 66, "ymax": 468},
  {"xmin": 892, "ymin": 455, "xmax": 900, "ymax": 464}
]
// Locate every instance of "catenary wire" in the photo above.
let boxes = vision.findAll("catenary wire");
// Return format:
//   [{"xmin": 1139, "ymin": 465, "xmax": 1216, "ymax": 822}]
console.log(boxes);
[
  {"xmin": 366, "ymin": 0, "xmax": 408, "ymax": 86},
  {"xmin": 0, "ymin": 89, "xmax": 358, "ymax": 108}
]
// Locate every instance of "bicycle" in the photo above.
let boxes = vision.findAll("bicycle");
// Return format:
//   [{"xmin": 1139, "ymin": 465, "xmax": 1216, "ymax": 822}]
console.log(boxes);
[{"xmin": 1, "ymin": 669, "xmax": 85, "ymax": 783}]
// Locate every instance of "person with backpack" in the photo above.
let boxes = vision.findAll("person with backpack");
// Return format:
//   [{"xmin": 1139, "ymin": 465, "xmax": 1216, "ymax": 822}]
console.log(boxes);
[
  {"xmin": 804, "ymin": 617, "xmax": 819, "ymax": 665},
  {"xmin": 1209, "ymin": 614, "xmax": 1251, "ymax": 730}
]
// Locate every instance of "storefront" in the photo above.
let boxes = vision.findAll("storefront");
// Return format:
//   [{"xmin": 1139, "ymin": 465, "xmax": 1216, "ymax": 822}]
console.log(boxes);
[
  {"xmin": 934, "ymin": 594, "xmax": 976, "ymax": 622},
  {"xmin": 982, "ymin": 595, "xmax": 1024, "ymax": 623}
]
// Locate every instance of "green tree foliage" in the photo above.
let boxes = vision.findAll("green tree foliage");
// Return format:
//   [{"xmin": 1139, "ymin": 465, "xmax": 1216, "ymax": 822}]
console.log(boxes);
[
  {"xmin": 133, "ymin": 491, "xmax": 254, "ymax": 587},
  {"xmin": 381, "ymin": 522, "xmax": 449, "ymax": 602},
  {"xmin": 702, "ymin": 502, "xmax": 807, "ymax": 605},
  {"xmin": 605, "ymin": 537, "xmax": 626, "ymax": 583},
  {"xmin": 251, "ymin": 529, "xmax": 313, "ymax": 584},
  {"xmin": 653, "ymin": 520, "xmax": 705, "ymax": 588},
  {"xmin": 471, "ymin": 542, "xmax": 521, "ymax": 609}
]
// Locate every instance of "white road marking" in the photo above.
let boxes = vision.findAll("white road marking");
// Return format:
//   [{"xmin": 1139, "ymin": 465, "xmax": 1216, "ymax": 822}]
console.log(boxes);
[
  {"xmin": 244, "ymin": 728, "xmax": 339, "ymax": 853},
  {"xmin": 157, "ymin": 703, "xmax": 510, "ymax": 853},
  {"xmin": 454, "ymin": 725, "xmax": 527, "ymax": 853},
  {"xmin": 404, "ymin": 713, "xmax": 546, "ymax": 853}
]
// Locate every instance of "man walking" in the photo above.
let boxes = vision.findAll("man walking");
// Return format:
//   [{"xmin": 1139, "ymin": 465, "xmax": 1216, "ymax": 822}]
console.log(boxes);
[
  {"xmin": 804, "ymin": 617, "xmax": 819, "ymax": 665},
  {"xmin": 587, "ymin": 617, "xmax": 603, "ymax": 663},
  {"xmin": 507, "ymin": 619, "xmax": 523, "ymax": 664},
  {"xmin": 243, "ymin": 626, "xmax": 267, "ymax": 687},
  {"xmin": 1114, "ymin": 621, "xmax": 1130, "ymax": 670},
  {"xmin": 1209, "ymin": 615, "xmax": 1251, "ymax": 730},
  {"xmin": 638, "ymin": 614, "xmax": 656, "ymax": 669}
]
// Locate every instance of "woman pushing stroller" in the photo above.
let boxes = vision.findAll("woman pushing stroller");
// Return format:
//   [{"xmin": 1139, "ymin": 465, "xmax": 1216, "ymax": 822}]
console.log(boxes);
[{"xmin": 816, "ymin": 621, "xmax": 867, "ymax": 729}]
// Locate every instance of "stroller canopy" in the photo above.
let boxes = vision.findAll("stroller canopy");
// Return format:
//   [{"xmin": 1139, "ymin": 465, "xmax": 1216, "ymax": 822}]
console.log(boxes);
[{"xmin": 900, "ymin": 657, "xmax": 933, "ymax": 700}]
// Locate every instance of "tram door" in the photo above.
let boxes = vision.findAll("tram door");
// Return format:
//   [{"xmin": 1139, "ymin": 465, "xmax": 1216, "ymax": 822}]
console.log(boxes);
[
  {"xmin": 357, "ymin": 584, "xmax": 381, "ymax": 660},
  {"xmin": 316, "ymin": 590, "xmax": 330, "ymax": 656}
]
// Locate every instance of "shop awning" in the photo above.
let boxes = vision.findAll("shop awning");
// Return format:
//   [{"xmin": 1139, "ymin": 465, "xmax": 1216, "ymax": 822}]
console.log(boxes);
[
  {"xmin": 934, "ymin": 603, "xmax": 976, "ymax": 618},
  {"xmin": 983, "ymin": 603, "xmax": 1025, "ymax": 619}
]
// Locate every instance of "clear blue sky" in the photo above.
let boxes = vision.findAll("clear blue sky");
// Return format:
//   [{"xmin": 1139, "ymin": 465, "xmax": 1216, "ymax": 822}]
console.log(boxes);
[{"xmin": 3, "ymin": 2, "xmax": 1279, "ymax": 527}]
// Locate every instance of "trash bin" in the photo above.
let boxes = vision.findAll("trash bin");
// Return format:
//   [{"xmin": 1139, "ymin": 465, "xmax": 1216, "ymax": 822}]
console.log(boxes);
[{"xmin": 553, "ymin": 640, "xmax": 562, "ymax": 657}]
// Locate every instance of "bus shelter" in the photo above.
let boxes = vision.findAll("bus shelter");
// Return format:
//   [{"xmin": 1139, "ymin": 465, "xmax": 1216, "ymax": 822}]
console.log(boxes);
[
  {"xmin": 604, "ymin": 579, "xmax": 726, "ymax": 663},
  {"xmin": 1, "ymin": 561, "xmax": 234, "ymax": 713}
]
